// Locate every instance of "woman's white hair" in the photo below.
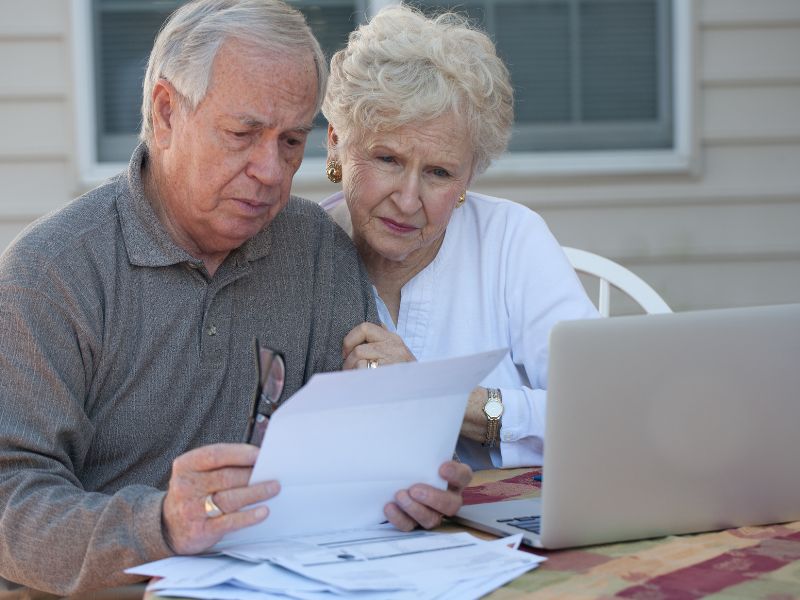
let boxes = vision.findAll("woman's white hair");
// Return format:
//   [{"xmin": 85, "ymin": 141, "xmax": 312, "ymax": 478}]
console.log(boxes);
[
  {"xmin": 140, "ymin": 0, "xmax": 327, "ymax": 146},
  {"xmin": 323, "ymin": 4, "xmax": 514, "ymax": 175}
]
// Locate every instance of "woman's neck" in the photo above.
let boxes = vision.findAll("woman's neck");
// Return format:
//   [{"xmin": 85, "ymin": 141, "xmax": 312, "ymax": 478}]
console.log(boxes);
[{"xmin": 355, "ymin": 233, "xmax": 445, "ymax": 325}]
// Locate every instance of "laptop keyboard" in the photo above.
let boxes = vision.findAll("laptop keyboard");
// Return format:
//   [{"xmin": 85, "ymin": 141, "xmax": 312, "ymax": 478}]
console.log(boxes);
[{"xmin": 498, "ymin": 515, "xmax": 541, "ymax": 534}]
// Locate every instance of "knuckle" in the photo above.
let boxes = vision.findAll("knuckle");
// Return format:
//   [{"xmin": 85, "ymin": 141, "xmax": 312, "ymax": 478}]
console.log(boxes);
[
  {"xmin": 441, "ymin": 499, "xmax": 461, "ymax": 517},
  {"xmin": 426, "ymin": 515, "xmax": 443, "ymax": 529},
  {"xmin": 172, "ymin": 453, "xmax": 190, "ymax": 472},
  {"xmin": 220, "ymin": 468, "xmax": 248, "ymax": 491}
]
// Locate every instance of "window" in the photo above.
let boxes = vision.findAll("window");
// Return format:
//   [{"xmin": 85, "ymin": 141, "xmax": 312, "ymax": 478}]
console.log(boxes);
[{"xmin": 74, "ymin": 0, "xmax": 690, "ymax": 180}]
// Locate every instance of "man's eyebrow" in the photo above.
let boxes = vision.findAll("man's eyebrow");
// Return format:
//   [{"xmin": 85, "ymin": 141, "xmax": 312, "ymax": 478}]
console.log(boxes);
[
  {"xmin": 233, "ymin": 115, "xmax": 313, "ymax": 134},
  {"xmin": 234, "ymin": 115, "xmax": 267, "ymax": 128}
]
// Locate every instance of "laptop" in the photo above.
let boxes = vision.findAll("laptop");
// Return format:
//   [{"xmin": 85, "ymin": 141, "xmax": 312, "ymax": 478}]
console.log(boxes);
[{"xmin": 455, "ymin": 303, "xmax": 800, "ymax": 549}]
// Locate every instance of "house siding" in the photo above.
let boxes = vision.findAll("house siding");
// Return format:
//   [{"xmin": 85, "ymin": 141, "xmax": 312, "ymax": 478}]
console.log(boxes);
[{"xmin": 0, "ymin": 0, "xmax": 74, "ymax": 249}]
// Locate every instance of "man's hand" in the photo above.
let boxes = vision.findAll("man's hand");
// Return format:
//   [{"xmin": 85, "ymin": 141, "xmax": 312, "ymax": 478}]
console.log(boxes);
[
  {"xmin": 384, "ymin": 461, "xmax": 473, "ymax": 531},
  {"xmin": 162, "ymin": 443, "xmax": 279, "ymax": 554},
  {"xmin": 342, "ymin": 322, "xmax": 416, "ymax": 370}
]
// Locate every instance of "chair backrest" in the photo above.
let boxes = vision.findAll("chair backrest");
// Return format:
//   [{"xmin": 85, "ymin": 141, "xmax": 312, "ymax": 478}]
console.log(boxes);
[{"xmin": 562, "ymin": 247, "xmax": 672, "ymax": 317}]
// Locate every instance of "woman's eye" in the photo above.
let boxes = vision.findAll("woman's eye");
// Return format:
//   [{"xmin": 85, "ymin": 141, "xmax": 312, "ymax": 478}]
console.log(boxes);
[
  {"xmin": 432, "ymin": 168, "xmax": 450, "ymax": 178},
  {"xmin": 378, "ymin": 156, "xmax": 395, "ymax": 164},
  {"xmin": 229, "ymin": 130, "xmax": 250, "ymax": 139}
]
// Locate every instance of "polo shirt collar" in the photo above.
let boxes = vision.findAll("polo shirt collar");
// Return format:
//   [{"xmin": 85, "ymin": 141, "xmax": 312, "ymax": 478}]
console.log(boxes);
[{"xmin": 117, "ymin": 143, "xmax": 273, "ymax": 268}]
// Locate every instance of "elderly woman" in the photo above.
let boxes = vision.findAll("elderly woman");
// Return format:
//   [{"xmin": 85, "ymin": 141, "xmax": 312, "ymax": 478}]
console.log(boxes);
[{"xmin": 321, "ymin": 5, "xmax": 598, "ymax": 470}]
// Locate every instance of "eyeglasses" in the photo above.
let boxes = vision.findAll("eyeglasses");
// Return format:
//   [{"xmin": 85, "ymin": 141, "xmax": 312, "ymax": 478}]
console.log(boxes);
[{"xmin": 246, "ymin": 338, "xmax": 286, "ymax": 446}]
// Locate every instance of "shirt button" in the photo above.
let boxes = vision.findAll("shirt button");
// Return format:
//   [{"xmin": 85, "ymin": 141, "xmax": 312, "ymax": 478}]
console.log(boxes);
[{"xmin": 207, "ymin": 325, "xmax": 217, "ymax": 336}]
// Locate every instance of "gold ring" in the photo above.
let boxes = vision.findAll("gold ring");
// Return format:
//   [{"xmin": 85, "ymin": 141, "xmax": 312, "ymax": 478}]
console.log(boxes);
[
  {"xmin": 367, "ymin": 359, "xmax": 378, "ymax": 369},
  {"xmin": 204, "ymin": 493, "xmax": 224, "ymax": 518}
]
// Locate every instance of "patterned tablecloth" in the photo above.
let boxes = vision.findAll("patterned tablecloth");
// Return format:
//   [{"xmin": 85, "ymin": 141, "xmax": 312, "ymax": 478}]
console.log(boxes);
[{"xmin": 460, "ymin": 468, "xmax": 800, "ymax": 599}]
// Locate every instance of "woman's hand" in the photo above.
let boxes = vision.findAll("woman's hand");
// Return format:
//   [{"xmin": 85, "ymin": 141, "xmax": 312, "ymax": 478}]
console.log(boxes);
[
  {"xmin": 384, "ymin": 461, "xmax": 473, "ymax": 531},
  {"xmin": 342, "ymin": 322, "xmax": 416, "ymax": 369}
]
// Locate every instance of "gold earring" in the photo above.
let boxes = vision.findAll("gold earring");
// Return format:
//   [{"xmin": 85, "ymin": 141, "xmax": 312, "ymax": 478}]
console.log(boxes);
[
  {"xmin": 456, "ymin": 191, "xmax": 466, "ymax": 207},
  {"xmin": 326, "ymin": 159, "xmax": 342, "ymax": 183}
]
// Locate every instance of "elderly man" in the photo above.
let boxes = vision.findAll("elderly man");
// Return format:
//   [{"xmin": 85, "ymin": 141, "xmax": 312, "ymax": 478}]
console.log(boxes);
[{"xmin": 0, "ymin": 0, "xmax": 470, "ymax": 595}]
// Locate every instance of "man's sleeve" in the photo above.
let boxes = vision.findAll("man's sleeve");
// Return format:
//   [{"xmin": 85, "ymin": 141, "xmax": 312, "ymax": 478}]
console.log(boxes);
[
  {"xmin": 0, "ymin": 260, "xmax": 172, "ymax": 595},
  {"xmin": 308, "ymin": 217, "xmax": 379, "ymax": 376}
]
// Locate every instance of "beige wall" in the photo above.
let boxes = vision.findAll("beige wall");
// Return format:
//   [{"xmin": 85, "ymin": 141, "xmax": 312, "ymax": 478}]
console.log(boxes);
[
  {"xmin": 1, "ymin": 0, "xmax": 799, "ymax": 312},
  {"xmin": 0, "ymin": 0, "xmax": 77, "ymax": 247}
]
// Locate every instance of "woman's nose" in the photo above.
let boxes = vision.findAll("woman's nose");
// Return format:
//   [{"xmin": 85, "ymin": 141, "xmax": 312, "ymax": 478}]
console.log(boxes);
[{"xmin": 392, "ymin": 174, "xmax": 423, "ymax": 214}]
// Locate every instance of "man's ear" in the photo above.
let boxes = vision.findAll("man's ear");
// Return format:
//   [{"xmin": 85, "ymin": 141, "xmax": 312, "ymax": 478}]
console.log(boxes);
[{"xmin": 151, "ymin": 79, "xmax": 180, "ymax": 149}]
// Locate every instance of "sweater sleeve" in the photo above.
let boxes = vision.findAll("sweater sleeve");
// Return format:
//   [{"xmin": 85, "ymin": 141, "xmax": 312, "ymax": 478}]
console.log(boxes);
[
  {"xmin": 306, "ymin": 211, "xmax": 379, "ymax": 378},
  {"xmin": 0, "ymin": 258, "xmax": 172, "ymax": 595}
]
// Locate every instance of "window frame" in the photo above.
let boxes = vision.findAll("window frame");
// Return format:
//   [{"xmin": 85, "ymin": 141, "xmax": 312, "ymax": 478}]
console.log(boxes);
[{"xmin": 71, "ymin": 0, "xmax": 696, "ymax": 188}]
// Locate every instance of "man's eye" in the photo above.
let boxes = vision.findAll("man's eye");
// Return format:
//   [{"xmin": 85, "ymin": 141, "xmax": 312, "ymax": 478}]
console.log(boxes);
[
  {"xmin": 228, "ymin": 130, "xmax": 250, "ymax": 139},
  {"xmin": 432, "ymin": 168, "xmax": 450, "ymax": 178},
  {"xmin": 378, "ymin": 156, "xmax": 395, "ymax": 164}
]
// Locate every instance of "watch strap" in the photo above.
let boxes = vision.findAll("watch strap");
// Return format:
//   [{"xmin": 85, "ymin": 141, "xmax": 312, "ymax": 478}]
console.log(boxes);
[{"xmin": 483, "ymin": 388, "xmax": 503, "ymax": 448}]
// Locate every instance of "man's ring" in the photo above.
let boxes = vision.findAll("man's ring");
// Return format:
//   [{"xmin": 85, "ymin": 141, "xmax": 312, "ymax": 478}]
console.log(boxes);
[
  {"xmin": 367, "ymin": 359, "xmax": 378, "ymax": 369},
  {"xmin": 204, "ymin": 493, "xmax": 224, "ymax": 518}
]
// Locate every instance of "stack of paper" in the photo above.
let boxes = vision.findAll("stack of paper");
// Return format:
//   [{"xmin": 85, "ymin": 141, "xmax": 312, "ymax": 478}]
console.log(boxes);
[{"xmin": 128, "ymin": 526, "xmax": 545, "ymax": 599}]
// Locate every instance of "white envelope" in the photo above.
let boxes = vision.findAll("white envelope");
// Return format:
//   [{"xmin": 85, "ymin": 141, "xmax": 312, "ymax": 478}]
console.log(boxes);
[{"xmin": 216, "ymin": 349, "xmax": 507, "ymax": 547}]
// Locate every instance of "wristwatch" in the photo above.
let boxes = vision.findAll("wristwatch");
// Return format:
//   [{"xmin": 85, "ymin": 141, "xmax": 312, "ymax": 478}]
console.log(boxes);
[{"xmin": 482, "ymin": 388, "xmax": 503, "ymax": 448}]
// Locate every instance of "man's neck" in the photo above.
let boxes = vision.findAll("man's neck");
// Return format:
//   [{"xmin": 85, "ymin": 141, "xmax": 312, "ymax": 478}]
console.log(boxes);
[{"xmin": 142, "ymin": 158, "xmax": 228, "ymax": 277}]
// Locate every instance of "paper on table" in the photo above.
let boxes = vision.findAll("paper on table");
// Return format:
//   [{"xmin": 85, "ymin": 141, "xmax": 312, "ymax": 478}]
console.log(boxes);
[
  {"xmin": 270, "ymin": 532, "xmax": 544, "ymax": 593},
  {"xmin": 126, "ymin": 555, "xmax": 249, "ymax": 587},
  {"xmin": 145, "ymin": 532, "xmax": 543, "ymax": 600},
  {"xmin": 216, "ymin": 349, "xmax": 507, "ymax": 547}
]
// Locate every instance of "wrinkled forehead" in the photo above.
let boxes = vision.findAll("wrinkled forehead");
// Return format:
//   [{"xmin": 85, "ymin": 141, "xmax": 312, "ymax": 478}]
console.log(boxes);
[
  {"xmin": 202, "ymin": 39, "xmax": 318, "ymax": 117},
  {"xmin": 208, "ymin": 37, "xmax": 318, "ymax": 102},
  {"xmin": 351, "ymin": 113, "xmax": 474, "ymax": 155}
]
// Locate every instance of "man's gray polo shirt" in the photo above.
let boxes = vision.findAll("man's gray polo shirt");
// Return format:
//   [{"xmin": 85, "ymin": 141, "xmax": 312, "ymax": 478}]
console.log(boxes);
[{"xmin": 0, "ymin": 144, "xmax": 377, "ymax": 595}]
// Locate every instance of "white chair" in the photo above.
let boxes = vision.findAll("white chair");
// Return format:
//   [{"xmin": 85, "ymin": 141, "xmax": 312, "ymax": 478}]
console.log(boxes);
[{"xmin": 562, "ymin": 247, "xmax": 671, "ymax": 317}]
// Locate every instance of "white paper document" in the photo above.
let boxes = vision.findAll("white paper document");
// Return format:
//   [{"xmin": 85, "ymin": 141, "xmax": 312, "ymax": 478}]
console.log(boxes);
[
  {"xmin": 132, "ymin": 529, "xmax": 545, "ymax": 600},
  {"xmin": 217, "ymin": 348, "xmax": 507, "ymax": 546}
]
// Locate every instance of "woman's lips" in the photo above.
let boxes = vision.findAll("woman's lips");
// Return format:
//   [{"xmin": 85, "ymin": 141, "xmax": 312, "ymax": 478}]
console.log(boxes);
[{"xmin": 379, "ymin": 217, "xmax": 416, "ymax": 233}]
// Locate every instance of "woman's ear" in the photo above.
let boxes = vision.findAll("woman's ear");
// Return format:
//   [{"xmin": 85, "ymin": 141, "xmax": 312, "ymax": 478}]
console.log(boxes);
[{"xmin": 327, "ymin": 124, "xmax": 340, "ymax": 153}]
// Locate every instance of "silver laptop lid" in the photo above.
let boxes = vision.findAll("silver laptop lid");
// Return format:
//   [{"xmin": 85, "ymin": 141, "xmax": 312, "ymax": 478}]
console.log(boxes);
[{"xmin": 540, "ymin": 303, "xmax": 800, "ymax": 549}]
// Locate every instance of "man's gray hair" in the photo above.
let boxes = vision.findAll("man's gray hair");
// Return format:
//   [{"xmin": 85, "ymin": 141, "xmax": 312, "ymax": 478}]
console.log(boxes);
[
  {"xmin": 323, "ymin": 4, "xmax": 514, "ymax": 175},
  {"xmin": 140, "ymin": 0, "xmax": 327, "ymax": 145}
]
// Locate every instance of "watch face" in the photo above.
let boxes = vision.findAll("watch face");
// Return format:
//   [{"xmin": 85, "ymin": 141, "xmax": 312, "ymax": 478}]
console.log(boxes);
[{"xmin": 485, "ymin": 400, "xmax": 503, "ymax": 419}]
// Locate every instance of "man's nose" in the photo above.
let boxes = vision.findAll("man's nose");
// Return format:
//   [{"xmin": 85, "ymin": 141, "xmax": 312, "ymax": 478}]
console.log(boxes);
[{"xmin": 246, "ymin": 140, "xmax": 284, "ymax": 186}]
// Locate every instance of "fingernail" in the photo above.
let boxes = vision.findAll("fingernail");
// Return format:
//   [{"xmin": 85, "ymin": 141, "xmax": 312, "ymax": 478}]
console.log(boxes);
[
  {"xmin": 264, "ymin": 481, "xmax": 280, "ymax": 496},
  {"xmin": 442, "ymin": 464, "xmax": 454, "ymax": 479},
  {"xmin": 255, "ymin": 506, "xmax": 268, "ymax": 520},
  {"xmin": 410, "ymin": 487, "xmax": 428, "ymax": 502}
]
